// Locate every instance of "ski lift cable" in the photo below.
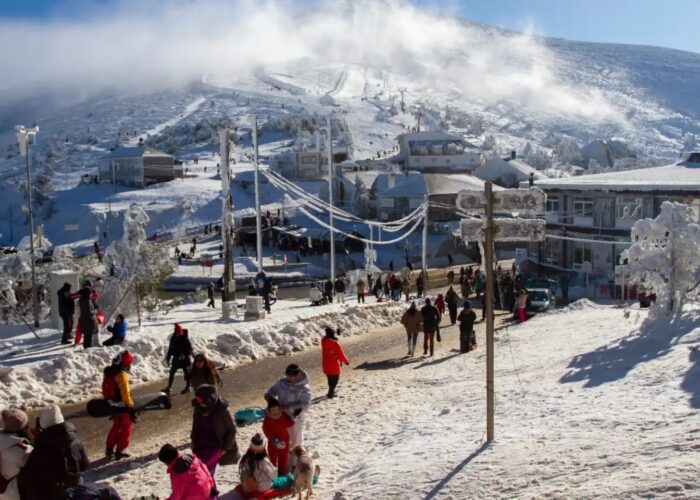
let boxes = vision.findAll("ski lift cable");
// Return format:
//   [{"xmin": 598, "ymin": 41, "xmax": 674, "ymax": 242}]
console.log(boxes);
[{"xmin": 261, "ymin": 168, "xmax": 424, "ymax": 228}]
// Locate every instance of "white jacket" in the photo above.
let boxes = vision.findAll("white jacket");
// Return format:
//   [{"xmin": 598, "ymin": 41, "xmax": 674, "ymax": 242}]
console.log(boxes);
[
  {"xmin": 240, "ymin": 456, "xmax": 277, "ymax": 492},
  {"xmin": 0, "ymin": 432, "xmax": 32, "ymax": 500}
]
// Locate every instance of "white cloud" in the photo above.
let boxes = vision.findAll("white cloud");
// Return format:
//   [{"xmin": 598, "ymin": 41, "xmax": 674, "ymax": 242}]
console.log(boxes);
[{"xmin": 0, "ymin": 0, "xmax": 624, "ymax": 124}]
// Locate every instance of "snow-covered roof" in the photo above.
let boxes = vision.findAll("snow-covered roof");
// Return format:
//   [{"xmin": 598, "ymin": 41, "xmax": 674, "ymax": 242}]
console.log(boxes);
[
  {"xmin": 378, "ymin": 173, "xmax": 499, "ymax": 198},
  {"xmin": 397, "ymin": 131, "xmax": 464, "ymax": 142},
  {"xmin": 531, "ymin": 160, "xmax": 700, "ymax": 192},
  {"xmin": 101, "ymin": 147, "xmax": 172, "ymax": 159},
  {"xmin": 473, "ymin": 155, "xmax": 545, "ymax": 183}
]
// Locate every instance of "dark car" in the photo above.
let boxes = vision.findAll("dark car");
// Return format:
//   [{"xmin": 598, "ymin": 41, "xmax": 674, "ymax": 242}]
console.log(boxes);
[{"xmin": 36, "ymin": 248, "xmax": 54, "ymax": 263}]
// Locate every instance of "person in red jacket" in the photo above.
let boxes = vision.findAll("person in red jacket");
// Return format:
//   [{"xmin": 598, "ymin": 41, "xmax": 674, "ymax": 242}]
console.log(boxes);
[
  {"xmin": 321, "ymin": 327, "xmax": 349, "ymax": 398},
  {"xmin": 261, "ymin": 397, "xmax": 294, "ymax": 475}
]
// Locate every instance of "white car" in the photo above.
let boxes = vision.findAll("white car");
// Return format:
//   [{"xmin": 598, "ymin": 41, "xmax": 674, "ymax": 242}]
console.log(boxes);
[{"xmin": 528, "ymin": 288, "xmax": 555, "ymax": 313}]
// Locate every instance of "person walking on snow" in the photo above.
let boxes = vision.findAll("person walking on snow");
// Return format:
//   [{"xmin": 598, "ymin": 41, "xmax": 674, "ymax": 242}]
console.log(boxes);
[
  {"xmin": 445, "ymin": 286, "xmax": 460, "ymax": 325},
  {"xmin": 401, "ymin": 277, "xmax": 411, "ymax": 302},
  {"xmin": 264, "ymin": 364, "xmax": 311, "ymax": 467},
  {"xmin": 102, "ymin": 314, "xmax": 127, "ymax": 346},
  {"xmin": 517, "ymin": 289, "xmax": 528, "ymax": 324},
  {"xmin": 102, "ymin": 351, "xmax": 136, "ymax": 460},
  {"xmin": 324, "ymin": 279, "xmax": 333, "ymax": 304},
  {"xmin": 190, "ymin": 353, "xmax": 222, "ymax": 392},
  {"xmin": 77, "ymin": 279, "xmax": 99, "ymax": 349},
  {"xmin": 164, "ymin": 324, "xmax": 193, "ymax": 394},
  {"xmin": 321, "ymin": 327, "xmax": 350, "ymax": 398},
  {"xmin": 421, "ymin": 298, "xmax": 441, "ymax": 357},
  {"xmin": 191, "ymin": 384, "xmax": 238, "ymax": 477},
  {"xmin": 401, "ymin": 302, "xmax": 422, "ymax": 356},
  {"xmin": 356, "ymin": 278, "xmax": 366, "ymax": 303},
  {"xmin": 0, "ymin": 408, "xmax": 33, "ymax": 500},
  {"xmin": 158, "ymin": 443, "xmax": 217, "ymax": 500},
  {"xmin": 262, "ymin": 398, "xmax": 294, "ymax": 475},
  {"xmin": 416, "ymin": 272, "xmax": 424, "ymax": 298},
  {"xmin": 206, "ymin": 282, "xmax": 215, "ymax": 309},
  {"xmin": 334, "ymin": 277, "xmax": 346, "ymax": 304},
  {"xmin": 457, "ymin": 302, "xmax": 477, "ymax": 353},
  {"xmin": 57, "ymin": 282, "xmax": 76, "ymax": 345}
]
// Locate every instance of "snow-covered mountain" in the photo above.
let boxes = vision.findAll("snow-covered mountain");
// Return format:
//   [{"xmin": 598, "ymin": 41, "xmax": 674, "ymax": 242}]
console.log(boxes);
[{"xmin": 1, "ymin": 1, "xmax": 699, "ymax": 245}]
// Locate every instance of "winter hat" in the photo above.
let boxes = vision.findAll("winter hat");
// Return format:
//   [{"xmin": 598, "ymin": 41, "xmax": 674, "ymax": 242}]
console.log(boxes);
[
  {"xmin": 249, "ymin": 433, "xmax": 266, "ymax": 453},
  {"xmin": 39, "ymin": 404, "xmax": 64, "ymax": 429},
  {"xmin": 285, "ymin": 364, "xmax": 300, "ymax": 376},
  {"xmin": 158, "ymin": 443, "xmax": 179, "ymax": 465},
  {"xmin": 174, "ymin": 323, "xmax": 183, "ymax": 335},
  {"xmin": 115, "ymin": 350, "xmax": 134, "ymax": 367},
  {"xmin": 194, "ymin": 384, "xmax": 218, "ymax": 410},
  {"xmin": 82, "ymin": 279, "xmax": 93, "ymax": 288},
  {"xmin": 324, "ymin": 326, "xmax": 336, "ymax": 338},
  {"xmin": 1, "ymin": 408, "xmax": 28, "ymax": 433}
]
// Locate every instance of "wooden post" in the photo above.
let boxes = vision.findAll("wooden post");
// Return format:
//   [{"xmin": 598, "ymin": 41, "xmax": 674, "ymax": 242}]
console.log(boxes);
[{"xmin": 484, "ymin": 181, "xmax": 495, "ymax": 442}]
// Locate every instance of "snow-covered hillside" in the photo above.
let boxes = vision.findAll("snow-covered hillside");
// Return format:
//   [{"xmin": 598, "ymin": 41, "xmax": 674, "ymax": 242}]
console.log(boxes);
[{"xmin": 1, "ymin": 1, "xmax": 700, "ymax": 246}]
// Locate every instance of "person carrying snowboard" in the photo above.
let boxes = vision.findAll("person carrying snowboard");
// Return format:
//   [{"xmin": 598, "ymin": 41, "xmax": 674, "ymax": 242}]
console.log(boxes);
[
  {"xmin": 102, "ymin": 351, "xmax": 135, "ymax": 459},
  {"xmin": 457, "ymin": 302, "xmax": 477, "ymax": 353},
  {"xmin": 321, "ymin": 327, "xmax": 349, "ymax": 398},
  {"xmin": 164, "ymin": 324, "xmax": 193, "ymax": 394}
]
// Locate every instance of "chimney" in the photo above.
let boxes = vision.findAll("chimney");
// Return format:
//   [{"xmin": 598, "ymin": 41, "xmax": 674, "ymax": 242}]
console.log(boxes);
[{"xmin": 511, "ymin": 150, "xmax": 516, "ymax": 160}]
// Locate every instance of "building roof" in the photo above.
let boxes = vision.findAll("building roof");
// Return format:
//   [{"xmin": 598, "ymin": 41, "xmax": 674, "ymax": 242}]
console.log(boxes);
[
  {"xmin": 530, "ymin": 159, "xmax": 700, "ymax": 192},
  {"xmin": 101, "ymin": 147, "xmax": 172, "ymax": 160},
  {"xmin": 473, "ymin": 155, "xmax": 545, "ymax": 183},
  {"xmin": 379, "ymin": 173, "xmax": 501, "ymax": 198},
  {"xmin": 397, "ymin": 131, "xmax": 464, "ymax": 142}
]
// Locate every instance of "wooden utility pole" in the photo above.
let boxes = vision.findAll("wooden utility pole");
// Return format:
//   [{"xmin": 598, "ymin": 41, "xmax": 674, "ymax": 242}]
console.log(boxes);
[
  {"xmin": 219, "ymin": 129, "xmax": 235, "ymax": 304},
  {"xmin": 484, "ymin": 181, "xmax": 495, "ymax": 442}
]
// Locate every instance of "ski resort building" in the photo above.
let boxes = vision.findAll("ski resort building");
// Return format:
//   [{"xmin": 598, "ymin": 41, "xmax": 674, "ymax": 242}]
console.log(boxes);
[
  {"xmin": 375, "ymin": 172, "xmax": 498, "ymax": 221},
  {"xmin": 527, "ymin": 153, "xmax": 700, "ymax": 279},
  {"xmin": 473, "ymin": 152, "xmax": 545, "ymax": 188},
  {"xmin": 98, "ymin": 147, "xmax": 181, "ymax": 187},
  {"xmin": 395, "ymin": 131, "xmax": 482, "ymax": 172}
]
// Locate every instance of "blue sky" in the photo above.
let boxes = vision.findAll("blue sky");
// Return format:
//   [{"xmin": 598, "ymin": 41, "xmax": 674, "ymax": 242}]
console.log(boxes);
[{"xmin": 1, "ymin": 0, "xmax": 699, "ymax": 54}]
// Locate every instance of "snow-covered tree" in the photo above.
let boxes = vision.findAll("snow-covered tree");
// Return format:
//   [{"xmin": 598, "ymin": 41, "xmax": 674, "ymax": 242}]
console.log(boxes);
[
  {"xmin": 481, "ymin": 134, "xmax": 497, "ymax": 151},
  {"xmin": 621, "ymin": 201, "xmax": 700, "ymax": 316}
]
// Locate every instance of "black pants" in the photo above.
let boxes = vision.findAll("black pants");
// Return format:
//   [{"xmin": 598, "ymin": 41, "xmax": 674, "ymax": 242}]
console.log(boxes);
[
  {"xmin": 103, "ymin": 336, "xmax": 124, "ymax": 346},
  {"xmin": 168, "ymin": 362, "xmax": 191, "ymax": 389},
  {"xmin": 207, "ymin": 296, "xmax": 215, "ymax": 308},
  {"xmin": 60, "ymin": 314, "xmax": 73, "ymax": 343},
  {"xmin": 263, "ymin": 293, "xmax": 271, "ymax": 312},
  {"xmin": 448, "ymin": 304, "xmax": 458, "ymax": 325},
  {"xmin": 460, "ymin": 329, "xmax": 473, "ymax": 353},
  {"xmin": 357, "ymin": 293, "xmax": 365, "ymax": 303},
  {"xmin": 326, "ymin": 374, "xmax": 339, "ymax": 397}
]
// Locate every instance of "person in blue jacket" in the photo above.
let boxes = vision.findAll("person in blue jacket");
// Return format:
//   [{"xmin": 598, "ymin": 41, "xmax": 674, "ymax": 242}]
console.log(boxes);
[{"xmin": 103, "ymin": 314, "xmax": 127, "ymax": 346}]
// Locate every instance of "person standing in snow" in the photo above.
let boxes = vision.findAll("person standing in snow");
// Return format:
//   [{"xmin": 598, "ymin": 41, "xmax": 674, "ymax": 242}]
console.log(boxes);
[
  {"xmin": 334, "ymin": 277, "xmax": 346, "ymax": 304},
  {"xmin": 262, "ymin": 398, "xmax": 294, "ymax": 475},
  {"xmin": 164, "ymin": 324, "xmax": 193, "ymax": 394},
  {"xmin": 420, "ymin": 298, "xmax": 440, "ymax": 357},
  {"xmin": 77, "ymin": 280, "xmax": 99, "ymax": 349},
  {"xmin": 416, "ymin": 272, "xmax": 425, "ymax": 298},
  {"xmin": 356, "ymin": 278, "xmax": 366, "ymax": 304},
  {"xmin": 158, "ymin": 443, "xmax": 217, "ymax": 500},
  {"xmin": 517, "ymin": 289, "xmax": 528, "ymax": 324},
  {"xmin": 445, "ymin": 286, "xmax": 460, "ymax": 325},
  {"xmin": 323, "ymin": 278, "xmax": 334, "ymax": 304},
  {"xmin": 207, "ymin": 282, "xmax": 215, "ymax": 309},
  {"xmin": 190, "ymin": 354, "xmax": 222, "ymax": 392},
  {"xmin": 102, "ymin": 314, "xmax": 127, "ymax": 346},
  {"xmin": 264, "ymin": 364, "xmax": 311, "ymax": 466},
  {"xmin": 457, "ymin": 302, "xmax": 477, "ymax": 353},
  {"xmin": 401, "ymin": 302, "xmax": 422, "ymax": 356},
  {"xmin": 257, "ymin": 271, "xmax": 273, "ymax": 313},
  {"xmin": 18, "ymin": 405, "xmax": 89, "ymax": 499},
  {"xmin": 401, "ymin": 277, "xmax": 411, "ymax": 302},
  {"xmin": 0, "ymin": 408, "xmax": 33, "ymax": 500},
  {"xmin": 102, "ymin": 351, "xmax": 136, "ymax": 460},
  {"xmin": 191, "ymin": 384, "xmax": 238, "ymax": 477},
  {"xmin": 57, "ymin": 282, "xmax": 76, "ymax": 345},
  {"xmin": 321, "ymin": 327, "xmax": 350, "ymax": 398}
]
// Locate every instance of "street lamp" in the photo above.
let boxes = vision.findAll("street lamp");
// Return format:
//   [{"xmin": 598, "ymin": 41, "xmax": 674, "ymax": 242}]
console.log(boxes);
[{"xmin": 15, "ymin": 125, "xmax": 41, "ymax": 328}]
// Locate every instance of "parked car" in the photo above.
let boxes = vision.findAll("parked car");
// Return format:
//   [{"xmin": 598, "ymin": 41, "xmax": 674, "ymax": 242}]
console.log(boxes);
[{"xmin": 528, "ymin": 288, "xmax": 555, "ymax": 313}]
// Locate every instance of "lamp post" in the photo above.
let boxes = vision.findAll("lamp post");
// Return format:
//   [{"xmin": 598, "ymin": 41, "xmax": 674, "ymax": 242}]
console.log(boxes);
[{"xmin": 15, "ymin": 125, "xmax": 41, "ymax": 328}]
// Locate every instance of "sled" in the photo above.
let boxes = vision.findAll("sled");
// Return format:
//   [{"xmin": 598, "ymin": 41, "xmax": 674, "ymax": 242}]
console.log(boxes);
[
  {"xmin": 86, "ymin": 392, "xmax": 172, "ymax": 418},
  {"xmin": 233, "ymin": 484, "xmax": 292, "ymax": 499},
  {"xmin": 234, "ymin": 407, "xmax": 265, "ymax": 426}
]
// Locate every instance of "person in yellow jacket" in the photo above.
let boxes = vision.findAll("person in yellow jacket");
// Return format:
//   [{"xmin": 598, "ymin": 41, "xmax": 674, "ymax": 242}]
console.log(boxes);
[{"xmin": 103, "ymin": 350, "xmax": 135, "ymax": 460}]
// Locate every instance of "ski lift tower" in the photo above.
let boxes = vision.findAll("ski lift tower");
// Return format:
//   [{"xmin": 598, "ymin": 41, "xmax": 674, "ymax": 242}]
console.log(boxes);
[{"xmin": 457, "ymin": 183, "xmax": 546, "ymax": 443}]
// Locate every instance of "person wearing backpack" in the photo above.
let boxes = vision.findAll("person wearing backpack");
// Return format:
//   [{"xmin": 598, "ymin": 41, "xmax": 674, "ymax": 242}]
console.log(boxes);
[
  {"xmin": 163, "ymin": 324, "xmax": 193, "ymax": 395},
  {"xmin": 17, "ymin": 405, "xmax": 89, "ymax": 500},
  {"xmin": 102, "ymin": 351, "xmax": 135, "ymax": 460},
  {"xmin": 0, "ymin": 408, "xmax": 33, "ymax": 500}
]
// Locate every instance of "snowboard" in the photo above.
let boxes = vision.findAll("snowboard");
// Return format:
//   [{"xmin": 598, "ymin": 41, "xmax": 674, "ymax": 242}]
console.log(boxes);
[{"xmin": 87, "ymin": 392, "xmax": 172, "ymax": 418}]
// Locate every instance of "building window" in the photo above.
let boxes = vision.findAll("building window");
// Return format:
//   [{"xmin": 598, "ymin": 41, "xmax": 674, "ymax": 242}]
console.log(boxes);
[
  {"xmin": 573, "ymin": 197, "xmax": 593, "ymax": 218},
  {"xmin": 617, "ymin": 197, "xmax": 642, "ymax": 220},
  {"xmin": 573, "ymin": 241, "xmax": 592, "ymax": 267},
  {"xmin": 546, "ymin": 197, "xmax": 560, "ymax": 215}
]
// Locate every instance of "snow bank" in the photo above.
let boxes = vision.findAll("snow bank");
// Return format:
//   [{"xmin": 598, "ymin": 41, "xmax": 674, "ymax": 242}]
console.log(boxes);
[{"xmin": 0, "ymin": 300, "xmax": 404, "ymax": 408}]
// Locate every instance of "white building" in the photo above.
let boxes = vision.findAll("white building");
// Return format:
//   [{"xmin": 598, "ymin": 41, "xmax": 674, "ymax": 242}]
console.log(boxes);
[
  {"xmin": 395, "ymin": 131, "xmax": 482, "ymax": 172},
  {"xmin": 527, "ymin": 153, "xmax": 700, "ymax": 279},
  {"xmin": 98, "ymin": 147, "xmax": 181, "ymax": 188},
  {"xmin": 473, "ymin": 153, "xmax": 546, "ymax": 188}
]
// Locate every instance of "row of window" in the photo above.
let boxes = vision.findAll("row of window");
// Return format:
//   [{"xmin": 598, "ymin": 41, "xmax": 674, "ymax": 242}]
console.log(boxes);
[{"xmin": 546, "ymin": 196, "xmax": 643, "ymax": 220}]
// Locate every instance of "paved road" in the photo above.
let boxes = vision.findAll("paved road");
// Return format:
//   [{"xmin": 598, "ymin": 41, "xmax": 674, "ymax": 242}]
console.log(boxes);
[{"xmin": 65, "ymin": 269, "xmax": 503, "ymax": 463}]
